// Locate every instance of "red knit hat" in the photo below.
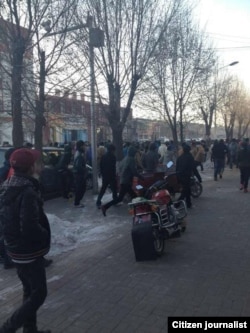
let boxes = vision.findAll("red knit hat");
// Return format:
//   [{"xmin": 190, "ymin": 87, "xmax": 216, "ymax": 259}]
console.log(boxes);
[{"xmin": 10, "ymin": 148, "xmax": 42, "ymax": 171}]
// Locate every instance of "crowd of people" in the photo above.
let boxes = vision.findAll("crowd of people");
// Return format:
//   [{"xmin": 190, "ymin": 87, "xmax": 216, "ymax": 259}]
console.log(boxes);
[
  {"xmin": 96, "ymin": 139, "xmax": 208, "ymax": 213},
  {"xmin": 211, "ymin": 138, "xmax": 250, "ymax": 192}
]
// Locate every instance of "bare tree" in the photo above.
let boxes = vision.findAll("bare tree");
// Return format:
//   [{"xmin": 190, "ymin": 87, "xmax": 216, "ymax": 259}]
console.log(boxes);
[
  {"xmin": 218, "ymin": 76, "xmax": 243, "ymax": 141},
  {"xmin": 236, "ymin": 90, "xmax": 250, "ymax": 139},
  {"xmin": 145, "ymin": 6, "xmax": 216, "ymax": 144},
  {"xmin": 0, "ymin": 0, "xmax": 79, "ymax": 148},
  {"xmin": 194, "ymin": 67, "xmax": 227, "ymax": 141},
  {"xmin": 72, "ymin": 0, "xmax": 183, "ymax": 160}
]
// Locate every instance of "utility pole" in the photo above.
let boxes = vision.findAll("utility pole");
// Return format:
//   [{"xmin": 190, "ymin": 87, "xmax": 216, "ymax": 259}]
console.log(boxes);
[
  {"xmin": 88, "ymin": 18, "xmax": 104, "ymax": 194},
  {"xmin": 42, "ymin": 15, "xmax": 104, "ymax": 194}
]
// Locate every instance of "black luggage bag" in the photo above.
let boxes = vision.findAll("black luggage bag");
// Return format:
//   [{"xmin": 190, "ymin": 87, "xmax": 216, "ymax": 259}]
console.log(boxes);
[{"xmin": 131, "ymin": 222, "xmax": 157, "ymax": 261}]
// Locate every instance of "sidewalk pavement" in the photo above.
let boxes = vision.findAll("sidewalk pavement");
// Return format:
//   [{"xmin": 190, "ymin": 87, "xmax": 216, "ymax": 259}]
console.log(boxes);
[{"xmin": 1, "ymin": 166, "xmax": 250, "ymax": 333}]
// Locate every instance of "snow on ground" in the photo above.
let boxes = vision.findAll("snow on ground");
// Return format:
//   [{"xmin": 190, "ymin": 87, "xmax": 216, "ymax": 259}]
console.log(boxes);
[
  {"xmin": 47, "ymin": 192, "xmax": 128, "ymax": 257},
  {"xmin": 48, "ymin": 213, "xmax": 118, "ymax": 257}
]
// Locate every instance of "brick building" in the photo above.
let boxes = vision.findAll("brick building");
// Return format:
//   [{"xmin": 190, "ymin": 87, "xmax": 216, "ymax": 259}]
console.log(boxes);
[{"xmin": 44, "ymin": 91, "xmax": 113, "ymax": 145}]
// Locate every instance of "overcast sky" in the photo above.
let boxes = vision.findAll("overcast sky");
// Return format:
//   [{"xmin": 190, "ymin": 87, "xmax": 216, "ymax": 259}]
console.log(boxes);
[{"xmin": 195, "ymin": 0, "xmax": 250, "ymax": 88}]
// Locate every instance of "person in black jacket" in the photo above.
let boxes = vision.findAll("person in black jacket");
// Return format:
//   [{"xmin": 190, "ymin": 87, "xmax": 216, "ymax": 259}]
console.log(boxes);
[
  {"xmin": 237, "ymin": 141, "xmax": 250, "ymax": 192},
  {"xmin": 96, "ymin": 144, "xmax": 117, "ymax": 208},
  {"xmin": 56, "ymin": 144, "xmax": 73, "ymax": 199},
  {"xmin": 0, "ymin": 148, "xmax": 51, "ymax": 333},
  {"xmin": 211, "ymin": 139, "xmax": 228, "ymax": 181},
  {"xmin": 72, "ymin": 140, "xmax": 87, "ymax": 207},
  {"xmin": 176, "ymin": 143, "xmax": 195, "ymax": 209},
  {"xmin": 142, "ymin": 142, "xmax": 159, "ymax": 172}
]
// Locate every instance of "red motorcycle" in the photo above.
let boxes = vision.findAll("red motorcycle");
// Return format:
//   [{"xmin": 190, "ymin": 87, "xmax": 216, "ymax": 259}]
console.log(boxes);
[
  {"xmin": 133, "ymin": 172, "xmax": 202, "ymax": 199},
  {"xmin": 129, "ymin": 183, "xmax": 187, "ymax": 260}
]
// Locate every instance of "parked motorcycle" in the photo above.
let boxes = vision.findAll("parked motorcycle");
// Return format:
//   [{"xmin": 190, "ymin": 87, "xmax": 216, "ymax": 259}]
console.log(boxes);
[
  {"xmin": 129, "ymin": 184, "xmax": 187, "ymax": 259},
  {"xmin": 133, "ymin": 169, "xmax": 202, "ymax": 200},
  {"xmin": 154, "ymin": 173, "xmax": 203, "ymax": 199}
]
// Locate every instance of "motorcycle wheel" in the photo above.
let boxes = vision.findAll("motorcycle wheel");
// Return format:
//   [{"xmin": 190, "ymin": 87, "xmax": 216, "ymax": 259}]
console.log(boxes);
[
  {"xmin": 191, "ymin": 181, "xmax": 203, "ymax": 198},
  {"xmin": 152, "ymin": 226, "xmax": 165, "ymax": 256}
]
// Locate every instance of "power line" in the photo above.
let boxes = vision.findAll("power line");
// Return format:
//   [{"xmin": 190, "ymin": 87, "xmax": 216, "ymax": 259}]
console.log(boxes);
[
  {"xmin": 214, "ymin": 46, "xmax": 250, "ymax": 50},
  {"xmin": 207, "ymin": 32, "xmax": 250, "ymax": 41}
]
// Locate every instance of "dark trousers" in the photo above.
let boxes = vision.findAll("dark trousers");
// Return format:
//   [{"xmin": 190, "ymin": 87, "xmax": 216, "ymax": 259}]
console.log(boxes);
[
  {"xmin": 178, "ymin": 177, "xmax": 192, "ymax": 208},
  {"xmin": 240, "ymin": 167, "xmax": 250, "ymax": 189},
  {"xmin": 214, "ymin": 158, "xmax": 225, "ymax": 178},
  {"xmin": 1, "ymin": 257, "xmax": 47, "ymax": 333},
  {"xmin": 193, "ymin": 162, "xmax": 202, "ymax": 182},
  {"xmin": 104, "ymin": 183, "xmax": 137, "ymax": 211},
  {"xmin": 74, "ymin": 174, "xmax": 86, "ymax": 205},
  {"xmin": 229, "ymin": 154, "xmax": 237, "ymax": 169},
  {"xmin": 96, "ymin": 177, "xmax": 117, "ymax": 205},
  {"xmin": 60, "ymin": 169, "xmax": 73, "ymax": 198}
]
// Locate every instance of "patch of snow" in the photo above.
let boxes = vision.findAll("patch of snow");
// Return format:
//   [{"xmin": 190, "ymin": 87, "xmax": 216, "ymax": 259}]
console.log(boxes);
[
  {"xmin": 47, "ymin": 275, "xmax": 63, "ymax": 283},
  {"xmin": 47, "ymin": 209, "xmax": 127, "ymax": 257}
]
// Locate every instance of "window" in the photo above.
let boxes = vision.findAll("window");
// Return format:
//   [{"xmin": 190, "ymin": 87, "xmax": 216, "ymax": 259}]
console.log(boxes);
[{"xmin": 60, "ymin": 101, "xmax": 65, "ymax": 114}]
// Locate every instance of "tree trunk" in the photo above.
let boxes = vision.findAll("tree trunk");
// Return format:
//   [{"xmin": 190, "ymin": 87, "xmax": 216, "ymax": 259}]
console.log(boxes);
[
  {"xmin": 112, "ymin": 125, "xmax": 124, "ymax": 162},
  {"xmin": 205, "ymin": 123, "xmax": 211, "ymax": 138},
  {"xmin": 34, "ymin": 51, "xmax": 46, "ymax": 151},
  {"xmin": 34, "ymin": 101, "xmax": 46, "ymax": 150},
  {"xmin": 12, "ymin": 37, "xmax": 25, "ymax": 147}
]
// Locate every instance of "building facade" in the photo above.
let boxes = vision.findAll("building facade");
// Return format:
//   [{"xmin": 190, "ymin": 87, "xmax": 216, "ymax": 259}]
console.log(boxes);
[
  {"xmin": 0, "ymin": 18, "xmax": 36, "ymax": 145},
  {"xmin": 44, "ymin": 91, "xmax": 113, "ymax": 146}
]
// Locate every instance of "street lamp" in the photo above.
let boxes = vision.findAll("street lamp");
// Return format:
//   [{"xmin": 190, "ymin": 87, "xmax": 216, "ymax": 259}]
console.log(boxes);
[
  {"xmin": 195, "ymin": 61, "xmax": 239, "ymax": 72},
  {"xmin": 218, "ymin": 61, "xmax": 239, "ymax": 70},
  {"xmin": 42, "ymin": 16, "xmax": 104, "ymax": 194}
]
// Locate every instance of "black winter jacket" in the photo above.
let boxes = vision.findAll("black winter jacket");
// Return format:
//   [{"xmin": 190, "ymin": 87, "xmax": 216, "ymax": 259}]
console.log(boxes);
[
  {"xmin": 100, "ymin": 151, "xmax": 116, "ymax": 180},
  {"xmin": 237, "ymin": 146, "xmax": 250, "ymax": 168},
  {"xmin": 0, "ymin": 174, "xmax": 51, "ymax": 262},
  {"xmin": 73, "ymin": 150, "xmax": 86, "ymax": 176},
  {"xmin": 212, "ymin": 142, "xmax": 228, "ymax": 160},
  {"xmin": 176, "ymin": 152, "xmax": 195, "ymax": 179}
]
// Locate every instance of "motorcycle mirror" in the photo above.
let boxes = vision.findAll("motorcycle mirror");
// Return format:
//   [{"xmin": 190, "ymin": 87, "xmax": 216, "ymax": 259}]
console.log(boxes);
[
  {"xmin": 136, "ymin": 185, "xmax": 143, "ymax": 190},
  {"xmin": 166, "ymin": 161, "xmax": 174, "ymax": 168}
]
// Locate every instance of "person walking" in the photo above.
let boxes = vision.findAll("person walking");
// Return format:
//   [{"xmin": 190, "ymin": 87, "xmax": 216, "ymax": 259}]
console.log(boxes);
[
  {"xmin": 97, "ymin": 142, "xmax": 106, "ymax": 176},
  {"xmin": 101, "ymin": 146, "xmax": 144, "ymax": 216},
  {"xmin": 190, "ymin": 141, "xmax": 203, "ymax": 183},
  {"xmin": 211, "ymin": 139, "xmax": 228, "ymax": 181},
  {"xmin": 0, "ymin": 148, "xmax": 51, "ymax": 333},
  {"xmin": 72, "ymin": 140, "xmax": 87, "ymax": 207},
  {"xmin": 176, "ymin": 143, "xmax": 195, "ymax": 209},
  {"xmin": 142, "ymin": 142, "xmax": 159, "ymax": 172},
  {"xmin": 237, "ymin": 141, "xmax": 250, "ymax": 192},
  {"xmin": 158, "ymin": 141, "xmax": 168, "ymax": 161},
  {"xmin": 228, "ymin": 138, "xmax": 238, "ymax": 169},
  {"xmin": 56, "ymin": 144, "xmax": 73, "ymax": 199},
  {"xmin": 96, "ymin": 144, "xmax": 117, "ymax": 208}
]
